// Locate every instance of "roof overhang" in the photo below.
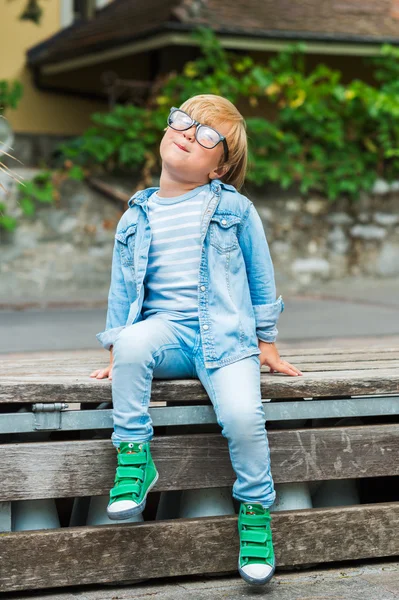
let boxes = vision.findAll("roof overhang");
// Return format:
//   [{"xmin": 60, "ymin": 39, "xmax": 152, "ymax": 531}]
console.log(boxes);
[{"xmin": 37, "ymin": 27, "xmax": 394, "ymax": 77}]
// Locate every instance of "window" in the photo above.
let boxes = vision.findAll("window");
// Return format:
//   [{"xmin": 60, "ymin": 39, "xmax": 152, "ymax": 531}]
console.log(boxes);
[{"xmin": 61, "ymin": 0, "xmax": 110, "ymax": 28}]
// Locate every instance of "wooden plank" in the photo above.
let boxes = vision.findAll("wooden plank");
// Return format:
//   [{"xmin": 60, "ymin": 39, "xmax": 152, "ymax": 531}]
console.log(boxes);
[
  {"xmin": 1, "ymin": 425, "xmax": 398, "ymax": 501},
  {"xmin": 4, "ymin": 348, "xmax": 399, "ymax": 372},
  {"xmin": 0, "ymin": 502, "xmax": 398, "ymax": 592},
  {"xmin": 264, "ymin": 361, "xmax": 399, "ymax": 371},
  {"xmin": 1, "ymin": 367, "xmax": 399, "ymax": 403},
  {"xmin": 6, "ymin": 356, "xmax": 399, "ymax": 372},
  {"xmin": 279, "ymin": 353, "xmax": 399, "ymax": 363},
  {"xmin": 278, "ymin": 347, "xmax": 399, "ymax": 358},
  {"xmin": 280, "ymin": 347, "xmax": 399, "ymax": 358},
  {"xmin": 87, "ymin": 176, "xmax": 129, "ymax": 205},
  {"xmin": 4, "ymin": 346, "xmax": 399, "ymax": 364}
]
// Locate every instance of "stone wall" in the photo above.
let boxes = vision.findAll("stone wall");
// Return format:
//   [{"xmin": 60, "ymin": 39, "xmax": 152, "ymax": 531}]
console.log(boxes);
[
  {"xmin": 3, "ymin": 133, "xmax": 73, "ymax": 169},
  {"xmin": 1, "ymin": 169, "xmax": 398, "ymax": 305},
  {"xmin": 254, "ymin": 181, "xmax": 399, "ymax": 291},
  {"xmin": 0, "ymin": 169, "xmax": 123, "ymax": 305}
]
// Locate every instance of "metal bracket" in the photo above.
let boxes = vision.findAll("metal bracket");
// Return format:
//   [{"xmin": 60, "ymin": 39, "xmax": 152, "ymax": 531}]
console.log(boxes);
[{"xmin": 32, "ymin": 403, "xmax": 69, "ymax": 431}]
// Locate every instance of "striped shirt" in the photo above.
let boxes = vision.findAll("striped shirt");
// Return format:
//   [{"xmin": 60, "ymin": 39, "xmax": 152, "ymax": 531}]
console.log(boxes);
[{"xmin": 141, "ymin": 183, "xmax": 211, "ymax": 321}]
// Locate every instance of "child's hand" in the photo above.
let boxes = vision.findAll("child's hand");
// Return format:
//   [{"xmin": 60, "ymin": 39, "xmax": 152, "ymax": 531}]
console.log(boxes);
[
  {"xmin": 90, "ymin": 365, "xmax": 112, "ymax": 380},
  {"xmin": 90, "ymin": 348, "xmax": 113, "ymax": 380},
  {"xmin": 258, "ymin": 340, "xmax": 303, "ymax": 377}
]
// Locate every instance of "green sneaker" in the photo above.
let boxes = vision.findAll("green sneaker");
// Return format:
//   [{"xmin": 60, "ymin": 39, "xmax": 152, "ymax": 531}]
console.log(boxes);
[
  {"xmin": 238, "ymin": 502, "xmax": 275, "ymax": 585},
  {"xmin": 107, "ymin": 441, "xmax": 159, "ymax": 520}
]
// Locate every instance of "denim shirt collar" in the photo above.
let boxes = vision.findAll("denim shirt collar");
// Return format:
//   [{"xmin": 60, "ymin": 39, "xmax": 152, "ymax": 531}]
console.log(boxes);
[{"xmin": 128, "ymin": 179, "xmax": 236, "ymax": 208}]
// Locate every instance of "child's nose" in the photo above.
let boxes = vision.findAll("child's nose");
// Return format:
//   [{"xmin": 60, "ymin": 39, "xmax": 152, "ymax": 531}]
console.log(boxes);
[{"xmin": 182, "ymin": 126, "xmax": 196, "ymax": 141}]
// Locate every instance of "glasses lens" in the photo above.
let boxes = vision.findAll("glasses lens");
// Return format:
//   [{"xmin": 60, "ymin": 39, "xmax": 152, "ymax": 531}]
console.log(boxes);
[
  {"xmin": 197, "ymin": 126, "xmax": 220, "ymax": 148},
  {"xmin": 168, "ymin": 109, "xmax": 193, "ymax": 130}
]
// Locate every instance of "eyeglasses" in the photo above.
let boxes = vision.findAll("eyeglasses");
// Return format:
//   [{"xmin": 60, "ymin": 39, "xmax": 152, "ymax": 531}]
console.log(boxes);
[{"xmin": 167, "ymin": 107, "xmax": 229, "ymax": 163}]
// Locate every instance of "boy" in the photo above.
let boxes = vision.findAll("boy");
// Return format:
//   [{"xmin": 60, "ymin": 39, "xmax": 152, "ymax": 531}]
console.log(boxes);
[{"xmin": 91, "ymin": 94, "xmax": 302, "ymax": 586}]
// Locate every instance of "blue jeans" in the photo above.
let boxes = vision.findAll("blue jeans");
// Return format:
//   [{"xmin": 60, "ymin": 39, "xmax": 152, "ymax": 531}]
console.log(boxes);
[{"xmin": 111, "ymin": 314, "xmax": 276, "ymax": 507}]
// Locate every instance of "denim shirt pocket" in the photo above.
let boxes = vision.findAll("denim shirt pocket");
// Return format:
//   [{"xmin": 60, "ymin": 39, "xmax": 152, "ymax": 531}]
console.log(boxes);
[
  {"xmin": 115, "ymin": 223, "xmax": 137, "ymax": 267},
  {"xmin": 209, "ymin": 213, "xmax": 241, "ymax": 253}
]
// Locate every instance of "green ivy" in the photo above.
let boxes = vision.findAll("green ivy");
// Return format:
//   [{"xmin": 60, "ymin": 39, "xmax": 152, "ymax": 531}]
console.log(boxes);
[
  {"xmin": 0, "ymin": 80, "xmax": 23, "ymax": 114},
  {"xmin": 0, "ymin": 166, "xmax": 82, "ymax": 234},
  {"xmin": 4, "ymin": 30, "xmax": 399, "ymax": 234},
  {"xmin": 17, "ymin": 171, "xmax": 55, "ymax": 218},
  {"xmin": 0, "ymin": 203, "xmax": 17, "ymax": 231},
  {"xmin": 59, "ymin": 30, "xmax": 399, "ymax": 201}
]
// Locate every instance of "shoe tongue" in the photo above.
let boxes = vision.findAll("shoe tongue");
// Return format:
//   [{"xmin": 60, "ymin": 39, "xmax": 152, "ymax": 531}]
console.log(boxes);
[
  {"xmin": 119, "ymin": 442, "xmax": 143, "ymax": 453},
  {"xmin": 245, "ymin": 503, "xmax": 266, "ymax": 515}
]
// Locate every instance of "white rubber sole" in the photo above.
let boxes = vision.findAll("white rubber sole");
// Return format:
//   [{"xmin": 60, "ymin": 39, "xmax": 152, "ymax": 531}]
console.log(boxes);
[
  {"xmin": 106, "ymin": 471, "xmax": 159, "ymax": 521},
  {"xmin": 238, "ymin": 559, "xmax": 275, "ymax": 586}
]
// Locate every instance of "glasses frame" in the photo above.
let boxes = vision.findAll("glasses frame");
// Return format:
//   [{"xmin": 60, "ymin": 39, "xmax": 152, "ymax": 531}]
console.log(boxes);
[{"xmin": 168, "ymin": 106, "xmax": 229, "ymax": 163}]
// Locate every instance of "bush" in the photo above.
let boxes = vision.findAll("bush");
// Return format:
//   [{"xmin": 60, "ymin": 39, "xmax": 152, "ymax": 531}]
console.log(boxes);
[
  {"xmin": 0, "ymin": 80, "xmax": 23, "ymax": 115},
  {"xmin": 45, "ymin": 32, "xmax": 399, "ymax": 200}
]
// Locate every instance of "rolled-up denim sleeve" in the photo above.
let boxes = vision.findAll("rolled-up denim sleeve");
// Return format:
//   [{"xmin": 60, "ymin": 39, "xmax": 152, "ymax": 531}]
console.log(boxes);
[
  {"xmin": 96, "ymin": 237, "xmax": 130, "ymax": 350},
  {"xmin": 238, "ymin": 202, "xmax": 284, "ymax": 343}
]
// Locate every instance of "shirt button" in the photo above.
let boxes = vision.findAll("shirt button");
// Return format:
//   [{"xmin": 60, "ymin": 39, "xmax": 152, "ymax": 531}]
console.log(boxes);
[
  {"xmin": 203, "ymin": 324, "xmax": 209, "ymax": 331},
  {"xmin": 200, "ymin": 285, "xmax": 206, "ymax": 291},
  {"xmin": 221, "ymin": 219, "xmax": 227, "ymax": 225}
]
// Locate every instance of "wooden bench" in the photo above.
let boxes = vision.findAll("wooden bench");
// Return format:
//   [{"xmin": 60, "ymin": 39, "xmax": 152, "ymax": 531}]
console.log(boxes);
[{"xmin": 1, "ymin": 346, "xmax": 399, "ymax": 593}]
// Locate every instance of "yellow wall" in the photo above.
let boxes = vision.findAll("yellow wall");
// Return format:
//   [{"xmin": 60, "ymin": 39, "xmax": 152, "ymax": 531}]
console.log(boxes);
[{"xmin": 0, "ymin": 0, "xmax": 107, "ymax": 135}]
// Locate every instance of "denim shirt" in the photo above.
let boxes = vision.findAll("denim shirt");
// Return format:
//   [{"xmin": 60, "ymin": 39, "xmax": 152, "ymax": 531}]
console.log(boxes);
[{"xmin": 97, "ymin": 178, "xmax": 284, "ymax": 368}]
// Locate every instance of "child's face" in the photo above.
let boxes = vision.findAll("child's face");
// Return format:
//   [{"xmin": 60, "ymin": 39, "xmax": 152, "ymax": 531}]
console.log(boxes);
[{"xmin": 160, "ymin": 116, "xmax": 230, "ymax": 184}]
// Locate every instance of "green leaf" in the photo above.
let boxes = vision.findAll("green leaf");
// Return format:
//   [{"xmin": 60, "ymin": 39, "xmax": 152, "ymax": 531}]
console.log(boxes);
[
  {"xmin": 0, "ymin": 214, "xmax": 17, "ymax": 231},
  {"xmin": 68, "ymin": 165, "xmax": 85, "ymax": 181},
  {"xmin": 20, "ymin": 196, "xmax": 36, "ymax": 216}
]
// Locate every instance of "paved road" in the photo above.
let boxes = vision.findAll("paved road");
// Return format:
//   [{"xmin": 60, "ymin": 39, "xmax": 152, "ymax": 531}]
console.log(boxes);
[{"xmin": 1, "ymin": 294, "xmax": 399, "ymax": 353}]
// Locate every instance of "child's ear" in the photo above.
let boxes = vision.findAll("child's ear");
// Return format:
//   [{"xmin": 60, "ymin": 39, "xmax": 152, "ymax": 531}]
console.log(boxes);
[{"xmin": 210, "ymin": 163, "xmax": 230, "ymax": 180}]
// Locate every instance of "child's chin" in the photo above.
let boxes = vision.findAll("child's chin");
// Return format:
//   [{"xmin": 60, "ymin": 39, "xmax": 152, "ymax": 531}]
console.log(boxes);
[{"xmin": 166, "ymin": 151, "xmax": 190, "ymax": 165}]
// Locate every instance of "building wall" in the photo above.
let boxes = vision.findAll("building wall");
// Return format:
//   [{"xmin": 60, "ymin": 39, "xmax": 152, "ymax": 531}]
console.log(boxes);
[
  {"xmin": 2, "ymin": 171, "xmax": 399, "ymax": 304},
  {"xmin": 0, "ymin": 0, "xmax": 108, "ymax": 135},
  {"xmin": 0, "ymin": 1, "xmax": 381, "ymax": 136}
]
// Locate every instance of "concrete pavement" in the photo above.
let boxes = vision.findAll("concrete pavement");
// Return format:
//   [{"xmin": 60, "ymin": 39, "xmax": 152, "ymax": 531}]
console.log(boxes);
[
  {"xmin": 1, "ymin": 275, "xmax": 399, "ymax": 353},
  {"xmin": 6, "ymin": 560, "xmax": 399, "ymax": 600}
]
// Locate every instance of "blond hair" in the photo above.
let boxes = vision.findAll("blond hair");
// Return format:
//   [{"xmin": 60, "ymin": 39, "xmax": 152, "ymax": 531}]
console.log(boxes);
[{"xmin": 179, "ymin": 94, "xmax": 248, "ymax": 191}]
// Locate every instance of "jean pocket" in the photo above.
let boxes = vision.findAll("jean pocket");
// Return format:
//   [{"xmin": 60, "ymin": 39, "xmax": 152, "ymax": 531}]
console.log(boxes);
[
  {"xmin": 115, "ymin": 223, "xmax": 137, "ymax": 267},
  {"xmin": 209, "ymin": 213, "xmax": 241, "ymax": 253}
]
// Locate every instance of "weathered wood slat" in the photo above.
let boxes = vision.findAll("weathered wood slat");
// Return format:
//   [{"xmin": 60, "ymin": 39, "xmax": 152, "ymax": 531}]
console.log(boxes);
[
  {"xmin": 283, "ymin": 354, "xmax": 399, "ymax": 363},
  {"xmin": 1, "ymin": 425, "xmax": 398, "ymax": 501},
  {"xmin": 2, "ymin": 347, "xmax": 399, "ymax": 405},
  {"xmin": 5, "ymin": 359, "xmax": 399, "ymax": 374},
  {"xmin": 277, "ymin": 347, "xmax": 399, "ymax": 358},
  {"xmin": 5, "ymin": 346, "xmax": 399, "ymax": 362},
  {"xmin": 4, "ymin": 348, "xmax": 399, "ymax": 371},
  {"xmin": 2, "ymin": 367, "xmax": 399, "ymax": 403},
  {"xmin": 7, "ymin": 356, "xmax": 399, "ymax": 371},
  {"xmin": 1, "ymin": 502, "xmax": 398, "ymax": 592},
  {"xmin": 266, "ymin": 361, "xmax": 399, "ymax": 371}
]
